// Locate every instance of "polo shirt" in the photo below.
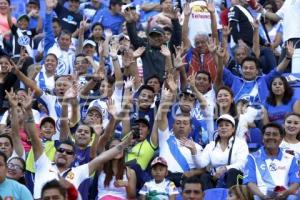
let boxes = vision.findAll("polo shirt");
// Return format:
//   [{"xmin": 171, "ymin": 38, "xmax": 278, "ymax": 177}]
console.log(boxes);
[
  {"xmin": 34, "ymin": 153, "xmax": 89, "ymax": 199},
  {"xmin": 243, "ymin": 147, "xmax": 300, "ymax": 195}
]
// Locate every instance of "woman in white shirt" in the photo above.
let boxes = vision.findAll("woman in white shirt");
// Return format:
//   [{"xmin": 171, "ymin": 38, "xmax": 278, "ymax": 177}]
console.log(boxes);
[
  {"xmin": 199, "ymin": 114, "xmax": 249, "ymax": 189},
  {"xmin": 90, "ymin": 138, "xmax": 137, "ymax": 200},
  {"xmin": 280, "ymin": 113, "xmax": 300, "ymax": 161}
]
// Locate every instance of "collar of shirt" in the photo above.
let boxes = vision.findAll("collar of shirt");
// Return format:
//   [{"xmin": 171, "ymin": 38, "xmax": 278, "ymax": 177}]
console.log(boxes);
[{"xmin": 260, "ymin": 147, "xmax": 283, "ymax": 161}]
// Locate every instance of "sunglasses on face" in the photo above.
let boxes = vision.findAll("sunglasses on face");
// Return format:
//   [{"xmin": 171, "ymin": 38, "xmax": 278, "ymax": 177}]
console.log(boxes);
[{"xmin": 56, "ymin": 147, "xmax": 74, "ymax": 155}]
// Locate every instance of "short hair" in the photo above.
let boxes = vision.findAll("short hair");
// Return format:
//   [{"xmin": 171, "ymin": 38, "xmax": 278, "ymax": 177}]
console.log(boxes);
[
  {"xmin": 175, "ymin": 113, "xmax": 192, "ymax": 126},
  {"xmin": 58, "ymin": 29, "xmax": 72, "ymax": 40},
  {"xmin": 75, "ymin": 53, "xmax": 87, "ymax": 60},
  {"xmin": 8, "ymin": 157, "xmax": 26, "ymax": 172},
  {"xmin": 262, "ymin": 122, "xmax": 284, "ymax": 137},
  {"xmin": 241, "ymin": 56, "xmax": 259, "ymax": 69},
  {"xmin": 0, "ymin": 151, "xmax": 8, "ymax": 163},
  {"xmin": 41, "ymin": 180, "xmax": 67, "ymax": 198},
  {"xmin": 137, "ymin": 85, "xmax": 155, "ymax": 96},
  {"xmin": 52, "ymin": 17, "xmax": 61, "ymax": 25},
  {"xmin": 181, "ymin": 176, "xmax": 202, "ymax": 190},
  {"xmin": 145, "ymin": 75, "xmax": 162, "ymax": 88},
  {"xmin": 0, "ymin": 134, "xmax": 13, "ymax": 148},
  {"xmin": 76, "ymin": 123, "xmax": 95, "ymax": 137},
  {"xmin": 196, "ymin": 70, "xmax": 212, "ymax": 83},
  {"xmin": 58, "ymin": 140, "xmax": 76, "ymax": 152}
]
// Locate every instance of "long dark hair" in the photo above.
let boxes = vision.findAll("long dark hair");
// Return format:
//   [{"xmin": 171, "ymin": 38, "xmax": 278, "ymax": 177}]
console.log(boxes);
[
  {"xmin": 266, "ymin": 76, "xmax": 293, "ymax": 106},
  {"xmin": 215, "ymin": 86, "xmax": 237, "ymax": 118},
  {"xmin": 102, "ymin": 139, "xmax": 126, "ymax": 187}
]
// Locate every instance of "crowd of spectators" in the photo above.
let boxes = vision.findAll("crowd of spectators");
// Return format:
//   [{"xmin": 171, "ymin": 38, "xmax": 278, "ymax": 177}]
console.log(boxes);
[{"xmin": 0, "ymin": 0, "xmax": 300, "ymax": 199}]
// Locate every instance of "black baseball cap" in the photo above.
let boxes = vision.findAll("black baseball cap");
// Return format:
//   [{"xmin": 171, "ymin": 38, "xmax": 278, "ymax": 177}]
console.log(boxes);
[{"xmin": 149, "ymin": 26, "xmax": 165, "ymax": 36}]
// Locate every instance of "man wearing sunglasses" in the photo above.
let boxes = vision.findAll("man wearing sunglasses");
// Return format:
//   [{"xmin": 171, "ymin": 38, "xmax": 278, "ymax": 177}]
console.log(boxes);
[{"xmin": 20, "ymin": 92, "xmax": 132, "ymax": 199}]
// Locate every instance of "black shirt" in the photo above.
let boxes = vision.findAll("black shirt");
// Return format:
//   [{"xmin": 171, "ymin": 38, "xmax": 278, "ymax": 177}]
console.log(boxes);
[{"xmin": 54, "ymin": 3, "xmax": 83, "ymax": 33}]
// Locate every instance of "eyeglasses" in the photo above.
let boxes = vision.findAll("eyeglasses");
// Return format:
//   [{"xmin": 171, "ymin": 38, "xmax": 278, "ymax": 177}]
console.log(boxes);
[
  {"xmin": 56, "ymin": 148, "xmax": 74, "ymax": 155},
  {"xmin": 7, "ymin": 163, "xmax": 24, "ymax": 172}
]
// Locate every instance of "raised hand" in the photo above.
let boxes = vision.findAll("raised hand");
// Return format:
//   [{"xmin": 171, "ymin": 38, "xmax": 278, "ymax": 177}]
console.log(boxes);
[
  {"xmin": 216, "ymin": 45, "xmax": 226, "ymax": 58},
  {"xmin": 123, "ymin": 9, "xmax": 136, "ymax": 23},
  {"xmin": 124, "ymin": 76, "xmax": 135, "ymax": 90},
  {"xmin": 286, "ymin": 41, "xmax": 294, "ymax": 58},
  {"xmin": 173, "ymin": 45, "xmax": 187, "ymax": 69},
  {"xmin": 161, "ymin": 87, "xmax": 173, "ymax": 103},
  {"xmin": 179, "ymin": 137, "xmax": 196, "ymax": 154},
  {"xmin": 64, "ymin": 84, "xmax": 79, "ymax": 101},
  {"xmin": 222, "ymin": 26, "xmax": 232, "ymax": 37},
  {"xmin": 98, "ymin": 41, "xmax": 104, "ymax": 56},
  {"xmin": 166, "ymin": 73, "xmax": 178, "ymax": 93},
  {"xmin": 104, "ymin": 29, "xmax": 113, "ymax": 40},
  {"xmin": 5, "ymin": 88, "xmax": 18, "ymax": 107},
  {"xmin": 183, "ymin": 3, "xmax": 191, "ymax": 17},
  {"xmin": 207, "ymin": 37, "xmax": 217, "ymax": 53},
  {"xmin": 20, "ymin": 88, "xmax": 35, "ymax": 111},
  {"xmin": 187, "ymin": 72, "xmax": 196, "ymax": 89},
  {"xmin": 106, "ymin": 98, "xmax": 117, "ymax": 118},
  {"xmin": 207, "ymin": 0, "xmax": 215, "ymax": 13},
  {"xmin": 110, "ymin": 43, "xmax": 120, "ymax": 58},
  {"xmin": 132, "ymin": 46, "xmax": 146, "ymax": 59},
  {"xmin": 160, "ymin": 45, "xmax": 171, "ymax": 57}
]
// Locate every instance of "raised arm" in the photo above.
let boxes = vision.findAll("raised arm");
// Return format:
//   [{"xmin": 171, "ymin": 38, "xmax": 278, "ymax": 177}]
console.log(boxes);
[
  {"xmin": 22, "ymin": 89, "xmax": 44, "ymax": 161},
  {"xmin": 182, "ymin": 3, "xmax": 192, "ymax": 52},
  {"xmin": 252, "ymin": 20, "xmax": 260, "ymax": 58},
  {"xmin": 124, "ymin": 10, "xmax": 145, "ymax": 49},
  {"xmin": 11, "ymin": 62, "xmax": 43, "ymax": 97},
  {"xmin": 207, "ymin": 0, "xmax": 219, "ymax": 44},
  {"xmin": 160, "ymin": 45, "xmax": 173, "ymax": 74},
  {"xmin": 44, "ymin": 0, "xmax": 58, "ymax": 55},
  {"xmin": 5, "ymin": 89, "xmax": 24, "ymax": 157},
  {"xmin": 88, "ymin": 132, "xmax": 133, "ymax": 176},
  {"xmin": 140, "ymin": 3, "xmax": 160, "ymax": 11},
  {"xmin": 276, "ymin": 41, "xmax": 294, "ymax": 72},
  {"xmin": 109, "ymin": 42, "xmax": 123, "ymax": 89},
  {"xmin": 157, "ymin": 87, "xmax": 174, "ymax": 131}
]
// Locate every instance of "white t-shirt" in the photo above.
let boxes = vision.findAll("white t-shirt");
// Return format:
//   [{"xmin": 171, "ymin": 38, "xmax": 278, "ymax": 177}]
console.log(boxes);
[
  {"xmin": 199, "ymin": 137, "xmax": 249, "ymax": 174},
  {"xmin": 182, "ymin": 0, "xmax": 221, "ymax": 47},
  {"xmin": 35, "ymin": 68, "xmax": 55, "ymax": 94},
  {"xmin": 34, "ymin": 153, "xmax": 89, "ymax": 199},
  {"xmin": 158, "ymin": 128, "xmax": 203, "ymax": 173},
  {"xmin": 139, "ymin": 179, "xmax": 179, "ymax": 199},
  {"xmin": 280, "ymin": 140, "xmax": 300, "ymax": 161},
  {"xmin": 276, "ymin": 0, "xmax": 300, "ymax": 42},
  {"xmin": 97, "ymin": 170, "xmax": 128, "ymax": 200}
]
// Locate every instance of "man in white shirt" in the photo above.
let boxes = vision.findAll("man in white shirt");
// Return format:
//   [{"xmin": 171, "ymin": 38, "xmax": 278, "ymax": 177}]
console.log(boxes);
[
  {"xmin": 23, "ymin": 101, "xmax": 133, "ymax": 199},
  {"xmin": 155, "ymin": 87, "xmax": 203, "ymax": 187}
]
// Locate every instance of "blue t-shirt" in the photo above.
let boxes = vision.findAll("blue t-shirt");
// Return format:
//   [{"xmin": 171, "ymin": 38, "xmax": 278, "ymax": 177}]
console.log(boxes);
[
  {"xmin": 91, "ymin": 8, "xmax": 125, "ymax": 35},
  {"xmin": 133, "ymin": 0, "xmax": 160, "ymax": 23},
  {"xmin": 0, "ymin": 178, "xmax": 33, "ymax": 200},
  {"xmin": 264, "ymin": 98, "xmax": 297, "ymax": 125},
  {"xmin": 73, "ymin": 146, "xmax": 91, "ymax": 167},
  {"xmin": 235, "ymin": 80, "xmax": 259, "ymax": 103}
]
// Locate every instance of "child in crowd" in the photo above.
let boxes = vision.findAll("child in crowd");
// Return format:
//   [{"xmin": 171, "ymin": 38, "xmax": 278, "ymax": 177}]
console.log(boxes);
[{"xmin": 139, "ymin": 157, "xmax": 179, "ymax": 200}]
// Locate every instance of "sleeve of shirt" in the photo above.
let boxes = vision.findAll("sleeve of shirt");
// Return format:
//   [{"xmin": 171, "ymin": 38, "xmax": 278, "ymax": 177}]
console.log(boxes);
[
  {"xmin": 223, "ymin": 67, "xmax": 236, "ymax": 88},
  {"xmin": 243, "ymin": 154, "xmax": 257, "ymax": 185},
  {"xmin": 226, "ymin": 139, "xmax": 249, "ymax": 171},
  {"xmin": 158, "ymin": 128, "xmax": 172, "ymax": 143},
  {"xmin": 139, "ymin": 182, "xmax": 149, "ymax": 195},
  {"xmin": 35, "ymin": 152, "xmax": 52, "ymax": 171},
  {"xmin": 288, "ymin": 157, "xmax": 300, "ymax": 184},
  {"xmin": 168, "ymin": 181, "xmax": 179, "ymax": 195},
  {"xmin": 228, "ymin": 6, "xmax": 239, "ymax": 22},
  {"xmin": 199, "ymin": 142, "xmax": 213, "ymax": 168},
  {"xmin": 275, "ymin": 1, "xmax": 287, "ymax": 19},
  {"xmin": 192, "ymin": 144, "xmax": 203, "ymax": 168},
  {"xmin": 70, "ymin": 163, "xmax": 90, "ymax": 186}
]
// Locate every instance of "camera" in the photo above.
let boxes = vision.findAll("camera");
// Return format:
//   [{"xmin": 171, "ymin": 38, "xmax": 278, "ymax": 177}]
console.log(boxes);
[{"xmin": 132, "ymin": 124, "xmax": 140, "ymax": 140}]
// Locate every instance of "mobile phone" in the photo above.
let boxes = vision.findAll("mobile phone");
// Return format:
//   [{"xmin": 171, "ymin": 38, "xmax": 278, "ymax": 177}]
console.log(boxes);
[{"xmin": 132, "ymin": 124, "xmax": 140, "ymax": 140}]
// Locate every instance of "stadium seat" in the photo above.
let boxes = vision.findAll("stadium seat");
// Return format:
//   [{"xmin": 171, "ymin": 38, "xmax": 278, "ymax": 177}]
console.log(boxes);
[
  {"xmin": 247, "ymin": 128, "xmax": 263, "ymax": 152},
  {"xmin": 204, "ymin": 188, "xmax": 228, "ymax": 200}
]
